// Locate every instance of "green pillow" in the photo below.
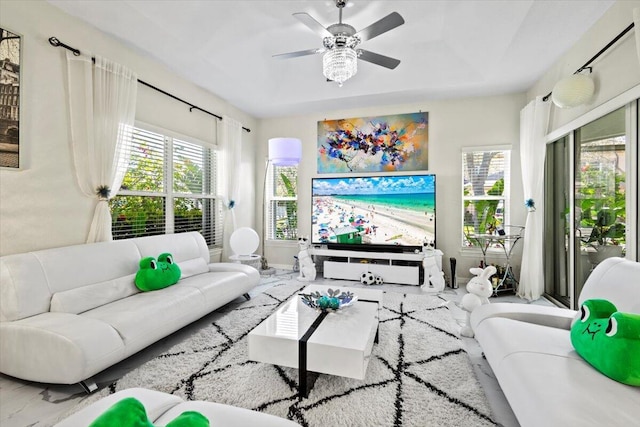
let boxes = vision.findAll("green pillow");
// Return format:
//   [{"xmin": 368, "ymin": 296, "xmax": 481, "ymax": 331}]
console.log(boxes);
[
  {"xmin": 88, "ymin": 397, "xmax": 209, "ymax": 427},
  {"xmin": 571, "ymin": 299, "xmax": 640, "ymax": 386},
  {"xmin": 135, "ymin": 253, "xmax": 182, "ymax": 292},
  {"xmin": 88, "ymin": 397, "xmax": 153, "ymax": 427},
  {"xmin": 166, "ymin": 411, "xmax": 210, "ymax": 427}
]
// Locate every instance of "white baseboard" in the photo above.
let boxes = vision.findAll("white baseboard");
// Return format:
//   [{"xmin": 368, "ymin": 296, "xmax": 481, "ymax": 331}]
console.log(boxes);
[{"xmin": 267, "ymin": 263, "xmax": 293, "ymax": 270}]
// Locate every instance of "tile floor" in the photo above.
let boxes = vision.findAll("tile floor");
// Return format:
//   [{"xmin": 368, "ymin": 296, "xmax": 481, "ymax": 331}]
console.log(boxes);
[{"xmin": 0, "ymin": 270, "xmax": 555, "ymax": 427}]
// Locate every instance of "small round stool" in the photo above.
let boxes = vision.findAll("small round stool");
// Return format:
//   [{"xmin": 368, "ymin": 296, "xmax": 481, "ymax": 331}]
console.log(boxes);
[{"xmin": 229, "ymin": 253, "xmax": 262, "ymax": 269}]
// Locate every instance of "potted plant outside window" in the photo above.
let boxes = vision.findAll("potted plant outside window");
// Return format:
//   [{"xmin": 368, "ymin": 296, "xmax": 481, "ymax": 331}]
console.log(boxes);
[
  {"xmin": 584, "ymin": 206, "xmax": 625, "ymax": 265},
  {"xmin": 575, "ymin": 169, "xmax": 626, "ymax": 265}
]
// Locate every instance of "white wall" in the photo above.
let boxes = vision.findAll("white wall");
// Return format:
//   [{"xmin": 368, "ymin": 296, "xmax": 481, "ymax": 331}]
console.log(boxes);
[
  {"xmin": 527, "ymin": 0, "xmax": 640, "ymax": 131},
  {"xmin": 257, "ymin": 0, "xmax": 640, "ymax": 281},
  {"xmin": 0, "ymin": 0, "xmax": 258, "ymax": 256},
  {"xmin": 258, "ymin": 93, "xmax": 527, "ymax": 281}
]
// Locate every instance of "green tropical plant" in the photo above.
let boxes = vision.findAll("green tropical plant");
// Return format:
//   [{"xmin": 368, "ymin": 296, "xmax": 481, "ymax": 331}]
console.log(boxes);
[
  {"xmin": 464, "ymin": 178, "xmax": 504, "ymax": 237},
  {"xmin": 276, "ymin": 172, "xmax": 298, "ymax": 240},
  {"xmin": 585, "ymin": 207, "xmax": 625, "ymax": 246},
  {"xmin": 110, "ymin": 142, "xmax": 210, "ymax": 240},
  {"xmin": 577, "ymin": 170, "xmax": 626, "ymax": 249}
]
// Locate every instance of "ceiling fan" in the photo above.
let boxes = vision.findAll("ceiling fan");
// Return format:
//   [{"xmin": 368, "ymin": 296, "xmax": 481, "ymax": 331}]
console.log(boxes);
[{"xmin": 273, "ymin": 0, "xmax": 405, "ymax": 86}]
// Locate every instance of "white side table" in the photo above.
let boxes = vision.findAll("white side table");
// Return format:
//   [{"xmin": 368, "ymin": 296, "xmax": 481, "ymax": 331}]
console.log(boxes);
[{"xmin": 229, "ymin": 254, "xmax": 262, "ymax": 270}]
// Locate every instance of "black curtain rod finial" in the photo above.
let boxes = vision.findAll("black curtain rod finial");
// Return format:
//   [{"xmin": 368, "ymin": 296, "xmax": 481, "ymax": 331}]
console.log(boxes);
[
  {"xmin": 49, "ymin": 35, "xmax": 251, "ymax": 133},
  {"xmin": 49, "ymin": 37, "xmax": 80, "ymax": 56}
]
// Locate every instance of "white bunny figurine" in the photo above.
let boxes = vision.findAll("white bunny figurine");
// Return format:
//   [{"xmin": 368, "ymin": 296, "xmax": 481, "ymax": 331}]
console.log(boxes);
[{"xmin": 460, "ymin": 265, "xmax": 496, "ymax": 337}]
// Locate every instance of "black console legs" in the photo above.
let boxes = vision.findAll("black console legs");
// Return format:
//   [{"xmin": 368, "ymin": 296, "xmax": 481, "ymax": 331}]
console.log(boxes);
[{"xmin": 79, "ymin": 378, "xmax": 97, "ymax": 393}]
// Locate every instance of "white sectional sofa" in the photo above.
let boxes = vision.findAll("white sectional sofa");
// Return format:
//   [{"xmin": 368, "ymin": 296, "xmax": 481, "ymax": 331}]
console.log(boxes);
[
  {"xmin": 471, "ymin": 257, "xmax": 640, "ymax": 427},
  {"xmin": 0, "ymin": 232, "xmax": 259, "ymax": 390},
  {"xmin": 55, "ymin": 388, "xmax": 301, "ymax": 426}
]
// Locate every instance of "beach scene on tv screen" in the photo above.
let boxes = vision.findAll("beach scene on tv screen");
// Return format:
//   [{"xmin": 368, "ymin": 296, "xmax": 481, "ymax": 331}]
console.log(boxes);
[{"xmin": 312, "ymin": 175, "xmax": 435, "ymax": 247}]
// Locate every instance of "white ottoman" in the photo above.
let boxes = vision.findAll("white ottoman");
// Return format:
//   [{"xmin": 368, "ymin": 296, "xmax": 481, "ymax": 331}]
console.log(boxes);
[{"xmin": 55, "ymin": 388, "xmax": 301, "ymax": 427}]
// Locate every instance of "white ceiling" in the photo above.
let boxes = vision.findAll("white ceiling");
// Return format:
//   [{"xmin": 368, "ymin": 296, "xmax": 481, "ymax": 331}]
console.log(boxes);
[{"xmin": 48, "ymin": 0, "xmax": 614, "ymax": 119}]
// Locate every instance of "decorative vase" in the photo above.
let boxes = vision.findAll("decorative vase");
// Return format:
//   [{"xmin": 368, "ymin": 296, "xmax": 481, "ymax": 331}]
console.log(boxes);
[{"xmin": 587, "ymin": 245, "xmax": 623, "ymax": 265}]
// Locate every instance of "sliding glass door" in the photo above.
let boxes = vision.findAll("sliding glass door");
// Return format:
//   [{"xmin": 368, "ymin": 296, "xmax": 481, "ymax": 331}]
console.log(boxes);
[
  {"xmin": 544, "ymin": 137, "xmax": 570, "ymax": 306},
  {"xmin": 574, "ymin": 107, "xmax": 628, "ymax": 299},
  {"xmin": 545, "ymin": 102, "xmax": 638, "ymax": 308}
]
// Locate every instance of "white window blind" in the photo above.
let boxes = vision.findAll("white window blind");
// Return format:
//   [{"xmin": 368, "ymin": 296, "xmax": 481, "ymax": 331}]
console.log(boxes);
[
  {"xmin": 123, "ymin": 127, "xmax": 165, "ymax": 192},
  {"xmin": 172, "ymin": 138, "xmax": 221, "ymax": 246},
  {"xmin": 462, "ymin": 148, "xmax": 511, "ymax": 247},
  {"xmin": 110, "ymin": 124, "xmax": 222, "ymax": 247},
  {"xmin": 266, "ymin": 164, "xmax": 298, "ymax": 240},
  {"xmin": 111, "ymin": 127, "xmax": 166, "ymax": 238}
]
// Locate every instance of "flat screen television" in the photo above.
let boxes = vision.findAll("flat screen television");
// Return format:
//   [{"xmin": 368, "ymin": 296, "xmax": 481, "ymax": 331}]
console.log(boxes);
[{"xmin": 311, "ymin": 174, "xmax": 436, "ymax": 253}]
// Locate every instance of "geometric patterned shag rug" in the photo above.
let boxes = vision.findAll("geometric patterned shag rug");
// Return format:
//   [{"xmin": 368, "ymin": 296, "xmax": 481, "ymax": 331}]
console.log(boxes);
[{"xmin": 74, "ymin": 282, "xmax": 496, "ymax": 426}]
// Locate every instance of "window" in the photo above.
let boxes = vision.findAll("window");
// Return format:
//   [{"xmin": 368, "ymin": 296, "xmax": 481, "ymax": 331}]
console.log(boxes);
[
  {"xmin": 462, "ymin": 147, "xmax": 511, "ymax": 247},
  {"xmin": 266, "ymin": 164, "xmax": 298, "ymax": 240},
  {"xmin": 544, "ymin": 105, "xmax": 635, "ymax": 308},
  {"xmin": 110, "ymin": 124, "xmax": 222, "ymax": 247}
]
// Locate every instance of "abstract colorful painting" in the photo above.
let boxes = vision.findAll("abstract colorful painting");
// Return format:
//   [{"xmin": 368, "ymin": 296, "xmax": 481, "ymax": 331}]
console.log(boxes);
[{"xmin": 317, "ymin": 112, "xmax": 428, "ymax": 173}]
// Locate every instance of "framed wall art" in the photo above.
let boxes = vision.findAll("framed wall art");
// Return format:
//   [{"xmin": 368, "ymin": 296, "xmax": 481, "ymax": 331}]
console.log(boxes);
[
  {"xmin": 0, "ymin": 27, "xmax": 21, "ymax": 169},
  {"xmin": 317, "ymin": 111, "xmax": 428, "ymax": 174}
]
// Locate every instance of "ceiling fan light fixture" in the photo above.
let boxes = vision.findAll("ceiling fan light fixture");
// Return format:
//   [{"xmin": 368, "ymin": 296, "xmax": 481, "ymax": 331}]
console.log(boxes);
[
  {"xmin": 278, "ymin": 1, "xmax": 403, "ymax": 85},
  {"xmin": 323, "ymin": 47, "xmax": 357, "ymax": 87}
]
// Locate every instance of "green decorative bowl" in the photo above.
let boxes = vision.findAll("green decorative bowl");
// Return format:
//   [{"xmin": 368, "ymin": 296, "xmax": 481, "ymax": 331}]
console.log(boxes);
[{"xmin": 300, "ymin": 288, "xmax": 357, "ymax": 312}]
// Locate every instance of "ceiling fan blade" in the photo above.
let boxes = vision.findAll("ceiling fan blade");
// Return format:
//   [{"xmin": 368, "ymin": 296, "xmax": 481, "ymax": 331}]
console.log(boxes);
[
  {"xmin": 355, "ymin": 12, "xmax": 405, "ymax": 42},
  {"xmin": 273, "ymin": 48, "xmax": 325, "ymax": 59},
  {"xmin": 358, "ymin": 49, "xmax": 401, "ymax": 69},
  {"xmin": 293, "ymin": 12, "xmax": 332, "ymax": 38}
]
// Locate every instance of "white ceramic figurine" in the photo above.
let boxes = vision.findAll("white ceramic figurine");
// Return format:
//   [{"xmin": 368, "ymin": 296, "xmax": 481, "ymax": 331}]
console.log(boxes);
[
  {"xmin": 421, "ymin": 240, "xmax": 442, "ymax": 291},
  {"xmin": 460, "ymin": 265, "xmax": 496, "ymax": 337},
  {"xmin": 297, "ymin": 237, "xmax": 317, "ymax": 282}
]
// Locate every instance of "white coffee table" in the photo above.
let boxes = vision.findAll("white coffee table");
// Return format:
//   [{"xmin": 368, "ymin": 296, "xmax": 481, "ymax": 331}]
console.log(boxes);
[{"xmin": 248, "ymin": 285, "xmax": 383, "ymax": 398}]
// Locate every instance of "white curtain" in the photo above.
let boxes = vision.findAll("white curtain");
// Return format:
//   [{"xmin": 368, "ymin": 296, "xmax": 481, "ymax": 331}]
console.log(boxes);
[
  {"xmin": 219, "ymin": 115, "xmax": 243, "ymax": 261},
  {"xmin": 518, "ymin": 96, "xmax": 551, "ymax": 301},
  {"xmin": 66, "ymin": 53, "xmax": 137, "ymax": 243},
  {"xmin": 634, "ymin": 9, "xmax": 640, "ymax": 64}
]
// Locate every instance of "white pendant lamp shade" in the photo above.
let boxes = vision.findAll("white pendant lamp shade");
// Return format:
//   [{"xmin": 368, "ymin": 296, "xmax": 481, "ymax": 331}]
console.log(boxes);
[
  {"xmin": 229, "ymin": 227, "xmax": 259, "ymax": 256},
  {"xmin": 268, "ymin": 137, "xmax": 302, "ymax": 166},
  {"xmin": 551, "ymin": 74, "xmax": 595, "ymax": 108}
]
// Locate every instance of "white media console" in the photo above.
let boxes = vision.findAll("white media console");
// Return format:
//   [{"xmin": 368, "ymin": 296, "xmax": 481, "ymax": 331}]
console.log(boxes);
[{"xmin": 310, "ymin": 247, "xmax": 443, "ymax": 286}]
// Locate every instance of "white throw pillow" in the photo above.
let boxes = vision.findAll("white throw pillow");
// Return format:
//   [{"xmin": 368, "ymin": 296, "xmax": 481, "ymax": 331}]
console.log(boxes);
[{"xmin": 50, "ymin": 274, "xmax": 138, "ymax": 314}]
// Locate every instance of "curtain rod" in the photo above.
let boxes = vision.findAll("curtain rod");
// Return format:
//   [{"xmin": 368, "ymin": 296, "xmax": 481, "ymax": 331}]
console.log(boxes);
[
  {"xmin": 48, "ymin": 37, "xmax": 251, "ymax": 133},
  {"xmin": 542, "ymin": 22, "xmax": 635, "ymax": 102}
]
